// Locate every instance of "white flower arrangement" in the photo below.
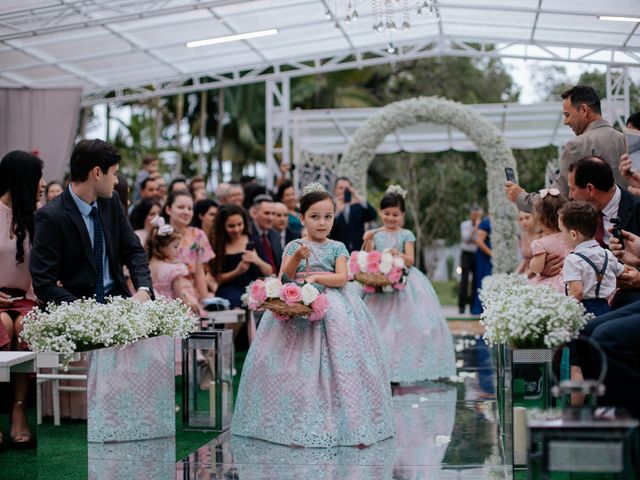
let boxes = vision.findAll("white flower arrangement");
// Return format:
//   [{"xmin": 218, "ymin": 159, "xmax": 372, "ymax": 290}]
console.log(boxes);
[
  {"xmin": 479, "ymin": 274, "xmax": 591, "ymax": 349},
  {"xmin": 337, "ymin": 96, "xmax": 519, "ymax": 273},
  {"xmin": 20, "ymin": 297, "xmax": 199, "ymax": 368}
]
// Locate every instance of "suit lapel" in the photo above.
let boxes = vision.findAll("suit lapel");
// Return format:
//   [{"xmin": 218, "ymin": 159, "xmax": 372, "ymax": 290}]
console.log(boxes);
[
  {"xmin": 61, "ymin": 190, "xmax": 96, "ymax": 272},
  {"xmin": 618, "ymin": 189, "xmax": 633, "ymax": 229}
]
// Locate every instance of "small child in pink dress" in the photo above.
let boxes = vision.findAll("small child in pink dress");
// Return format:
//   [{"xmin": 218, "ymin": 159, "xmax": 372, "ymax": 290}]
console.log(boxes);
[
  {"xmin": 527, "ymin": 189, "xmax": 571, "ymax": 292},
  {"xmin": 147, "ymin": 216, "xmax": 201, "ymax": 315}
]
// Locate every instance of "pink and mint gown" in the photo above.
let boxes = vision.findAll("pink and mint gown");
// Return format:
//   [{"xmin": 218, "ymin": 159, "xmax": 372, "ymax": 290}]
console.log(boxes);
[
  {"xmin": 363, "ymin": 229, "xmax": 456, "ymax": 383},
  {"xmin": 232, "ymin": 239, "xmax": 395, "ymax": 447}
]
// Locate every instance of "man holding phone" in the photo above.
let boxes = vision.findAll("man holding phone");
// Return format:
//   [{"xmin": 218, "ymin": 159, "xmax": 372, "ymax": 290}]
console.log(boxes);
[
  {"xmin": 331, "ymin": 177, "xmax": 377, "ymax": 252},
  {"xmin": 505, "ymin": 85, "xmax": 626, "ymax": 212}
]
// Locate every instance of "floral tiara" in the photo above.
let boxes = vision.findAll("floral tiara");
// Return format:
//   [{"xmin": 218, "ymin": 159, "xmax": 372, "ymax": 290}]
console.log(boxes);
[
  {"xmin": 302, "ymin": 183, "xmax": 326, "ymax": 196},
  {"xmin": 385, "ymin": 184, "xmax": 407, "ymax": 198},
  {"xmin": 151, "ymin": 215, "xmax": 174, "ymax": 237}
]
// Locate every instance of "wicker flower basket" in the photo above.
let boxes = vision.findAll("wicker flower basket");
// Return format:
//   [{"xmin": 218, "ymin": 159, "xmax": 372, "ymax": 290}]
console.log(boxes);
[
  {"xmin": 354, "ymin": 272, "xmax": 393, "ymax": 287},
  {"xmin": 262, "ymin": 298, "xmax": 313, "ymax": 317}
]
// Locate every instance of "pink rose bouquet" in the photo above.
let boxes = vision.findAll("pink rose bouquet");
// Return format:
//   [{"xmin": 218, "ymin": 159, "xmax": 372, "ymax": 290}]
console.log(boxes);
[
  {"xmin": 243, "ymin": 277, "xmax": 328, "ymax": 321},
  {"xmin": 348, "ymin": 250, "xmax": 408, "ymax": 291}
]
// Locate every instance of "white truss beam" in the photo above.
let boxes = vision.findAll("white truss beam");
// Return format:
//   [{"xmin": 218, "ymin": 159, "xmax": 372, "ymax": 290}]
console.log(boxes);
[
  {"xmin": 79, "ymin": 37, "xmax": 640, "ymax": 106},
  {"xmin": 265, "ymin": 78, "xmax": 290, "ymax": 190}
]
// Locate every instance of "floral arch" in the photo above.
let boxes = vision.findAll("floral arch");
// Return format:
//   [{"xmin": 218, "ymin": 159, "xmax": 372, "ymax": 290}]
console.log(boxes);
[{"xmin": 338, "ymin": 96, "xmax": 519, "ymax": 273}]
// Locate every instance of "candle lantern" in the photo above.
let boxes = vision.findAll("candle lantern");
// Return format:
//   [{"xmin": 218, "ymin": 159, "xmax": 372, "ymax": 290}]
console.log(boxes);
[{"xmin": 182, "ymin": 330, "xmax": 234, "ymax": 431}]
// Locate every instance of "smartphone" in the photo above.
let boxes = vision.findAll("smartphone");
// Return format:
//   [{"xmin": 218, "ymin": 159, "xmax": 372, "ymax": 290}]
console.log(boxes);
[
  {"xmin": 343, "ymin": 188, "xmax": 352, "ymax": 203},
  {"xmin": 611, "ymin": 217, "xmax": 624, "ymax": 249},
  {"xmin": 505, "ymin": 167, "xmax": 517, "ymax": 183},
  {"xmin": 245, "ymin": 241, "xmax": 255, "ymax": 250}
]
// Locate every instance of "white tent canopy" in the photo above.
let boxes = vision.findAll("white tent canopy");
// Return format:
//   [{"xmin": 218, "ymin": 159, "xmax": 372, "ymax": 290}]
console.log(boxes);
[
  {"xmin": 289, "ymin": 102, "xmax": 578, "ymax": 158},
  {"xmin": 1, "ymin": 1, "xmax": 639, "ymax": 105}
]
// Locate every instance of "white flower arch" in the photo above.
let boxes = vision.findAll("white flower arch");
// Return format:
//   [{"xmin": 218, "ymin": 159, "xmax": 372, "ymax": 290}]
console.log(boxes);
[{"xmin": 338, "ymin": 96, "xmax": 519, "ymax": 273}]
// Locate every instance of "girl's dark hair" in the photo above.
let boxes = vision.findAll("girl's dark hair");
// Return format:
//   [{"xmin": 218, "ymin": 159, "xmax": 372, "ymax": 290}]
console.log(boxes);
[
  {"xmin": 380, "ymin": 192, "xmax": 406, "ymax": 212},
  {"xmin": 276, "ymin": 180, "xmax": 294, "ymax": 202},
  {"xmin": 192, "ymin": 199, "xmax": 219, "ymax": 228},
  {"xmin": 534, "ymin": 193, "xmax": 568, "ymax": 231},
  {"xmin": 146, "ymin": 226, "xmax": 181, "ymax": 261},
  {"xmin": 0, "ymin": 150, "xmax": 43, "ymax": 264},
  {"xmin": 169, "ymin": 177, "xmax": 189, "ymax": 194},
  {"xmin": 299, "ymin": 190, "xmax": 333, "ymax": 215},
  {"xmin": 114, "ymin": 172, "xmax": 129, "ymax": 212},
  {"xmin": 129, "ymin": 198, "xmax": 162, "ymax": 230},
  {"xmin": 213, "ymin": 204, "xmax": 250, "ymax": 274},
  {"xmin": 162, "ymin": 190, "xmax": 193, "ymax": 222}
]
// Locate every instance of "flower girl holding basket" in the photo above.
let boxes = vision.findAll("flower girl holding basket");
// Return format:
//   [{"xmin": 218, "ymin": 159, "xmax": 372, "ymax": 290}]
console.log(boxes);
[
  {"xmin": 360, "ymin": 185, "xmax": 456, "ymax": 383},
  {"xmin": 232, "ymin": 183, "xmax": 394, "ymax": 448}
]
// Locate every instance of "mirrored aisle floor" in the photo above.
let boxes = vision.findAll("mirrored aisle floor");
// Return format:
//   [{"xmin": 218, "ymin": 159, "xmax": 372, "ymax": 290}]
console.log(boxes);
[{"xmin": 169, "ymin": 334, "xmax": 512, "ymax": 480}]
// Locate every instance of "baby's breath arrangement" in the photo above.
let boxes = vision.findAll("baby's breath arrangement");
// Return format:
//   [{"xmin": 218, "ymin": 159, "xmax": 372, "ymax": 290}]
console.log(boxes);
[
  {"xmin": 20, "ymin": 297, "xmax": 198, "ymax": 367},
  {"xmin": 479, "ymin": 274, "xmax": 591, "ymax": 349}
]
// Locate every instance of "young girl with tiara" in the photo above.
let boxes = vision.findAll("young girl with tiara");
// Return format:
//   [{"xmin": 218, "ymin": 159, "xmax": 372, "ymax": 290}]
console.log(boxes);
[
  {"xmin": 232, "ymin": 183, "xmax": 394, "ymax": 448},
  {"xmin": 526, "ymin": 189, "xmax": 570, "ymax": 292},
  {"xmin": 361, "ymin": 185, "xmax": 456, "ymax": 383},
  {"xmin": 147, "ymin": 215, "xmax": 201, "ymax": 315}
]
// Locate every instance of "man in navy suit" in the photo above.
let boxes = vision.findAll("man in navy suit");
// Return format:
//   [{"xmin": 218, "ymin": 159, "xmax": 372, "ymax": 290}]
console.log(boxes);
[
  {"xmin": 249, "ymin": 194, "xmax": 283, "ymax": 274},
  {"xmin": 330, "ymin": 177, "xmax": 377, "ymax": 252},
  {"xmin": 30, "ymin": 139, "xmax": 153, "ymax": 305},
  {"xmin": 273, "ymin": 201, "xmax": 299, "ymax": 250}
]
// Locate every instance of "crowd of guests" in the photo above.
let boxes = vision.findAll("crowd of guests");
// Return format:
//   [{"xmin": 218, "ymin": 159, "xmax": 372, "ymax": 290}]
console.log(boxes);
[
  {"xmin": 503, "ymin": 86, "xmax": 640, "ymax": 416},
  {"xmin": 0, "ymin": 139, "xmax": 380, "ymax": 447}
]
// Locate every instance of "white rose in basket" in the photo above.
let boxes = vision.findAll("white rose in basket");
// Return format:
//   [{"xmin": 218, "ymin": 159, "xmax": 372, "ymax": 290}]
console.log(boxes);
[
  {"xmin": 379, "ymin": 252, "xmax": 393, "ymax": 274},
  {"xmin": 393, "ymin": 256, "xmax": 405, "ymax": 269},
  {"xmin": 301, "ymin": 283, "xmax": 320, "ymax": 305},
  {"xmin": 357, "ymin": 251, "xmax": 368, "ymax": 271},
  {"xmin": 265, "ymin": 277, "xmax": 283, "ymax": 298}
]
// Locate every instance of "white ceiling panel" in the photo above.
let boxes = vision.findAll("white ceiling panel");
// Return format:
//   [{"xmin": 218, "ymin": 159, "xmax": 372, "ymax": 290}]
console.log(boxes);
[{"xmin": 0, "ymin": 0, "xmax": 637, "ymax": 102}]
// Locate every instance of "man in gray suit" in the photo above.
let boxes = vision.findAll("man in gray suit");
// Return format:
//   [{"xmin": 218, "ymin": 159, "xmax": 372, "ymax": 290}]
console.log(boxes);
[{"xmin": 506, "ymin": 85, "xmax": 626, "ymax": 210}]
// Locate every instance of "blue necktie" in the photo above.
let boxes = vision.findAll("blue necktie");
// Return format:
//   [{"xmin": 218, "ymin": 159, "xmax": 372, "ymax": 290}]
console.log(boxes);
[{"xmin": 90, "ymin": 207, "xmax": 105, "ymax": 303}]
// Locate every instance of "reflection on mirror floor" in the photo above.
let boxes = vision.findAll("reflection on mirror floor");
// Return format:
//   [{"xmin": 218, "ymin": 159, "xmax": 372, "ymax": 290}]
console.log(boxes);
[{"xmin": 173, "ymin": 334, "xmax": 512, "ymax": 480}]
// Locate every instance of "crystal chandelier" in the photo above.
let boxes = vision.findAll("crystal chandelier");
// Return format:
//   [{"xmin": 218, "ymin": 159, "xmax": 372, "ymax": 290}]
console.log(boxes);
[{"xmin": 324, "ymin": 0, "xmax": 440, "ymax": 34}]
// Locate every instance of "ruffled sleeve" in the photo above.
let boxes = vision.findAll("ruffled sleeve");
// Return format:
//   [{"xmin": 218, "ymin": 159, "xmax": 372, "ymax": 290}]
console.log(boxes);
[
  {"xmin": 402, "ymin": 229, "xmax": 416, "ymax": 244},
  {"xmin": 333, "ymin": 241, "xmax": 349, "ymax": 260},
  {"xmin": 285, "ymin": 240, "xmax": 302, "ymax": 257},
  {"xmin": 530, "ymin": 238, "xmax": 546, "ymax": 256}
]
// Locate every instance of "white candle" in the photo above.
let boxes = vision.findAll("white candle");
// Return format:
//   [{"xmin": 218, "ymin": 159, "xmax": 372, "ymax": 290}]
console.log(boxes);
[{"xmin": 513, "ymin": 406, "xmax": 528, "ymax": 462}]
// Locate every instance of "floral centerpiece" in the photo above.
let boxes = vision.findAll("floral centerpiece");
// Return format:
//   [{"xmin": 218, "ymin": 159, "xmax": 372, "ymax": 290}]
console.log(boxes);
[
  {"xmin": 348, "ymin": 250, "xmax": 408, "ymax": 293},
  {"xmin": 479, "ymin": 274, "xmax": 591, "ymax": 349},
  {"xmin": 20, "ymin": 296, "xmax": 199, "ymax": 368},
  {"xmin": 243, "ymin": 277, "xmax": 329, "ymax": 321}
]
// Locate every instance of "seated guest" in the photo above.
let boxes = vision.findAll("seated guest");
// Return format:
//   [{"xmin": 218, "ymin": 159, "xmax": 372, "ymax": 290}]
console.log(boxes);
[
  {"xmin": 129, "ymin": 198, "xmax": 162, "ymax": 248},
  {"xmin": 330, "ymin": 176, "xmax": 377, "ymax": 252},
  {"xmin": 169, "ymin": 177, "xmax": 189, "ymax": 195},
  {"xmin": 212, "ymin": 205, "xmax": 272, "ymax": 308},
  {"xmin": 226, "ymin": 182, "xmax": 245, "ymax": 207},
  {"xmin": 45, "ymin": 180, "xmax": 63, "ymax": 203},
  {"xmin": 249, "ymin": 194, "xmax": 282, "ymax": 273},
  {"xmin": 192, "ymin": 198, "xmax": 219, "ymax": 294},
  {"xmin": 162, "ymin": 190, "xmax": 214, "ymax": 301},
  {"xmin": 273, "ymin": 201, "xmax": 299, "ymax": 250},
  {"xmin": 150, "ymin": 173, "xmax": 167, "ymax": 202},
  {"xmin": 189, "ymin": 176, "xmax": 208, "ymax": 202},
  {"xmin": 276, "ymin": 180, "xmax": 302, "ymax": 236},
  {"xmin": 30, "ymin": 139, "xmax": 153, "ymax": 305},
  {"xmin": 568, "ymin": 157, "xmax": 640, "ymax": 307},
  {"xmin": 133, "ymin": 155, "xmax": 159, "ymax": 203},
  {"xmin": 0, "ymin": 150, "xmax": 45, "ymax": 447}
]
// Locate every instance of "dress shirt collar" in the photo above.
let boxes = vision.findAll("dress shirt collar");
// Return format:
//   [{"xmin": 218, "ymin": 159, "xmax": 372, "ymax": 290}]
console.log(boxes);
[
  {"xmin": 601, "ymin": 186, "xmax": 621, "ymax": 221},
  {"xmin": 68, "ymin": 185, "xmax": 96, "ymax": 217}
]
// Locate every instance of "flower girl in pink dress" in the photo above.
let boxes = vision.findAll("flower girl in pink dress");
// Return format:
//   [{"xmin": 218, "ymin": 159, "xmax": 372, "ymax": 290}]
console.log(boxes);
[
  {"xmin": 527, "ymin": 189, "xmax": 570, "ymax": 292},
  {"xmin": 361, "ymin": 185, "xmax": 455, "ymax": 383},
  {"xmin": 232, "ymin": 184, "xmax": 394, "ymax": 448}
]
